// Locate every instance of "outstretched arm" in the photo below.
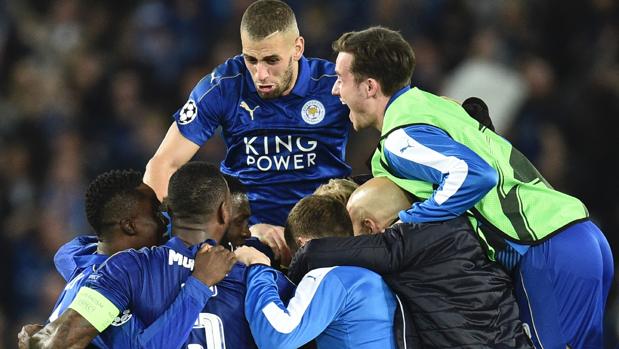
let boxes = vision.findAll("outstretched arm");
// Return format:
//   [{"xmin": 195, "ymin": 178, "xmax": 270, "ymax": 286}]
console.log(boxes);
[
  {"xmin": 144, "ymin": 122, "xmax": 200, "ymax": 201},
  {"xmin": 286, "ymin": 231, "xmax": 403, "ymax": 284},
  {"xmin": 383, "ymin": 125, "xmax": 497, "ymax": 223}
]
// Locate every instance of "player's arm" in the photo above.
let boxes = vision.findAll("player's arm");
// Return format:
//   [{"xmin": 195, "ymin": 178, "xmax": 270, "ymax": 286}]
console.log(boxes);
[
  {"xmin": 32, "ymin": 246, "xmax": 236, "ymax": 349},
  {"xmin": 250, "ymin": 224, "xmax": 292, "ymax": 267},
  {"xmin": 383, "ymin": 125, "xmax": 497, "ymax": 223},
  {"xmin": 18, "ymin": 324, "xmax": 43, "ymax": 349},
  {"xmin": 28, "ymin": 295, "xmax": 111, "ymax": 349},
  {"xmin": 144, "ymin": 122, "xmax": 200, "ymax": 202},
  {"xmin": 243, "ymin": 260, "xmax": 347, "ymax": 349},
  {"xmin": 132, "ymin": 245, "xmax": 236, "ymax": 348},
  {"xmin": 144, "ymin": 72, "xmax": 225, "ymax": 202},
  {"xmin": 286, "ymin": 231, "xmax": 403, "ymax": 284}
]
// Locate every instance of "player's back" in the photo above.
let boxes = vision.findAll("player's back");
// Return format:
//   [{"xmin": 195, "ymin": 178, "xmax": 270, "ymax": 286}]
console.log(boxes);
[
  {"xmin": 88, "ymin": 236, "xmax": 273, "ymax": 348},
  {"xmin": 315, "ymin": 266, "xmax": 397, "ymax": 349}
]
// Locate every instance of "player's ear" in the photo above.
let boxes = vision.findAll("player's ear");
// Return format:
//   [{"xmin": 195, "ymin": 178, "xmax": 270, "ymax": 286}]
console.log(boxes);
[
  {"xmin": 218, "ymin": 199, "xmax": 231, "ymax": 225},
  {"xmin": 296, "ymin": 236, "xmax": 310, "ymax": 248},
  {"xmin": 361, "ymin": 218, "xmax": 376, "ymax": 234},
  {"xmin": 293, "ymin": 36, "xmax": 304, "ymax": 61},
  {"xmin": 120, "ymin": 217, "xmax": 137, "ymax": 236},
  {"xmin": 366, "ymin": 78, "xmax": 379, "ymax": 98}
]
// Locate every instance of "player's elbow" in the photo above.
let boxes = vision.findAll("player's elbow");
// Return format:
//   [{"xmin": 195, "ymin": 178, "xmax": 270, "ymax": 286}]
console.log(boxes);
[
  {"xmin": 476, "ymin": 167, "xmax": 498, "ymax": 193},
  {"xmin": 145, "ymin": 154, "xmax": 171, "ymax": 174}
]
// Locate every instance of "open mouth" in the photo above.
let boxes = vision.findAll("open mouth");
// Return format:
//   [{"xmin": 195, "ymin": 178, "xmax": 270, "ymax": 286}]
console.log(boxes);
[
  {"xmin": 257, "ymin": 84, "xmax": 275, "ymax": 93},
  {"xmin": 339, "ymin": 98, "xmax": 347, "ymax": 105}
]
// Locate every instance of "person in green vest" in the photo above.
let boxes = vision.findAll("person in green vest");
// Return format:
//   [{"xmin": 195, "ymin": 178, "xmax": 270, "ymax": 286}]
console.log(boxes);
[{"xmin": 330, "ymin": 26, "xmax": 613, "ymax": 348}]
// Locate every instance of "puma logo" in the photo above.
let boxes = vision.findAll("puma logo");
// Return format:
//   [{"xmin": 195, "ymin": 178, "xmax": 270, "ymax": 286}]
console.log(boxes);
[
  {"xmin": 399, "ymin": 138, "xmax": 416, "ymax": 153},
  {"xmin": 240, "ymin": 101, "xmax": 260, "ymax": 120}
]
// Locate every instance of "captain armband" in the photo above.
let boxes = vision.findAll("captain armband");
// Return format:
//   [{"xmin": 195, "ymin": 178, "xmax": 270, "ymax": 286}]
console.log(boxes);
[{"xmin": 68, "ymin": 287, "xmax": 120, "ymax": 332}]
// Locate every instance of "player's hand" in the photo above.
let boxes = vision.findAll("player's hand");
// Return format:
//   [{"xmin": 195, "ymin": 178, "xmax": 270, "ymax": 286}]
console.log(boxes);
[
  {"xmin": 234, "ymin": 246, "xmax": 271, "ymax": 266},
  {"xmin": 250, "ymin": 223, "xmax": 292, "ymax": 267},
  {"xmin": 18, "ymin": 323, "xmax": 43, "ymax": 349},
  {"xmin": 193, "ymin": 245, "xmax": 236, "ymax": 286}
]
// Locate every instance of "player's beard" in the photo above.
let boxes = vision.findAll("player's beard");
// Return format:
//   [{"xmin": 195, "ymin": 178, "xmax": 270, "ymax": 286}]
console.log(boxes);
[{"xmin": 257, "ymin": 57, "xmax": 294, "ymax": 99}]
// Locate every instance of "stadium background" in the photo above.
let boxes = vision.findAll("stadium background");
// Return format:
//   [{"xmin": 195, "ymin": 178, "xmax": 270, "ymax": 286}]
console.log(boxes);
[{"xmin": 0, "ymin": 0, "xmax": 617, "ymax": 347}]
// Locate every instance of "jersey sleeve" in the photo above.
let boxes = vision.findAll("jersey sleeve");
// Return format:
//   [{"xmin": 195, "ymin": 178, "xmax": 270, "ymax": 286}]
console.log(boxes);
[
  {"xmin": 245, "ymin": 265, "xmax": 346, "ymax": 349},
  {"xmin": 286, "ymin": 233, "xmax": 403, "ymax": 284},
  {"xmin": 83, "ymin": 251, "xmax": 141, "ymax": 313},
  {"xmin": 132, "ymin": 276, "xmax": 215, "ymax": 348},
  {"xmin": 78, "ymin": 250, "xmax": 215, "ymax": 348},
  {"xmin": 70, "ymin": 251, "xmax": 142, "ymax": 332},
  {"xmin": 383, "ymin": 125, "xmax": 497, "ymax": 222},
  {"xmin": 173, "ymin": 70, "xmax": 226, "ymax": 146}
]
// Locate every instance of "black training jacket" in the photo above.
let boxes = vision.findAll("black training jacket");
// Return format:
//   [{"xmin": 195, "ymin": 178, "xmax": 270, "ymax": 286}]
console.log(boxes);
[{"xmin": 287, "ymin": 217, "xmax": 533, "ymax": 349}]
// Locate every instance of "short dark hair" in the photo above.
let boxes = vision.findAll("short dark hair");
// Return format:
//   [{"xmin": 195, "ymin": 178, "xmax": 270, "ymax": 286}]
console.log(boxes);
[
  {"xmin": 284, "ymin": 195, "xmax": 353, "ymax": 248},
  {"xmin": 332, "ymin": 26, "xmax": 415, "ymax": 96},
  {"xmin": 85, "ymin": 169, "xmax": 144, "ymax": 236},
  {"xmin": 240, "ymin": 0, "xmax": 298, "ymax": 39},
  {"xmin": 167, "ymin": 162, "xmax": 228, "ymax": 223}
]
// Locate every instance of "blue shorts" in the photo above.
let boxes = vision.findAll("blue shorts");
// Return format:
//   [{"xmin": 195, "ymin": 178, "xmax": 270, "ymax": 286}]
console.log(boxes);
[{"xmin": 514, "ymin": 220, "xmax": 614, "ymax": 348}]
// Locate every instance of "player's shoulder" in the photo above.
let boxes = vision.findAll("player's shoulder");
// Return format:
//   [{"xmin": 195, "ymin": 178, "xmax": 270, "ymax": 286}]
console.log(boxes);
[
  {"xmin": 54, "ymin": 235, "xmax": 99, "ymax": 281},
  {"xmin": 54, "ymin": 235, "xmax": 98, "ymax": 261},
  {"xmin": 99, "ymin": 245, "xmax": 170, "ymax": 274},
  {"xmin": 305, "ymin": 56, "xmax": 336, "ymax": 73},
  {"xmin": 191, "ymin": 55, "xmax": 246, "ymax": 103},
  {"xmin": 327, "ymin": 265, "xmax": 383, "ymax": 286},
  {"xmin": 305, "ymin": 57, "xmax": 337, "ymax": 82}
]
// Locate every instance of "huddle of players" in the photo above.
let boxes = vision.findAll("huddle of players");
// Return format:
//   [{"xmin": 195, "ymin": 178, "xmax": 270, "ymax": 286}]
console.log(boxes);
[
  {"xmin": 18, "ymin": 165, "xmax": 530, "ymax": 349},
  {"xmin": 19, "ymin": 0, "xmax": 613, "ymax": 348}
]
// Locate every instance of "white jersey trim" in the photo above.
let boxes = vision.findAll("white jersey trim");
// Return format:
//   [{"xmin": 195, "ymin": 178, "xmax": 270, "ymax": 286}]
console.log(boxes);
[
  {"xmin": 198, "ymin": 73, "xmax": 242, "ymax": 103},
  {"xmin": 260, "ymin": 266, "xmax": 336, "ymax": 334},
  {"xmin": 384, "ymin": 128, "xmax": 469, "ymax": 205}
]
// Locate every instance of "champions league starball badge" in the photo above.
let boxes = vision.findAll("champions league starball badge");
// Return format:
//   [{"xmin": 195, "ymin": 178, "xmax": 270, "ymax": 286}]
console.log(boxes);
[
  {"xmin": 179, "ymin": 99, "xmax": 198, "ymax": 125},
  {"xmin": 301, "ymin": 100, "xmax": 325, "ymax": 125},
  {"xmin": 111, "ymin": 309, "xmax": 133, "ymax": 327}
]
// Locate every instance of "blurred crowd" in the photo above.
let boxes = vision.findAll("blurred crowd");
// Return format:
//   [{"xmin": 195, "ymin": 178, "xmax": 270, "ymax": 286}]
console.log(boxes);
[{"xmin": 0, "ymin": 0, "xmax": 617, "ymax": 347}]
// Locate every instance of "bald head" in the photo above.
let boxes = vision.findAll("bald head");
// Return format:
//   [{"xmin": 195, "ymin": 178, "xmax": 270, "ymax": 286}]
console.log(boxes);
[{"xmin": 347, "ymin": 177, "xmax": 413, "ymax": 235}]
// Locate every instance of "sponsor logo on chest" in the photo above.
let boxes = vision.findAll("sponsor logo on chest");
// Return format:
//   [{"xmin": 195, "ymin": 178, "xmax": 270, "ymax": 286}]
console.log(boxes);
[{"xmin": 244, "ymin": 135, "xmax": 318, "ymax": 171}]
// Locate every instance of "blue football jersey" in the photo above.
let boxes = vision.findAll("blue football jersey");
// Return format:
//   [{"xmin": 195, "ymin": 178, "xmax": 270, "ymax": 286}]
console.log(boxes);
[
  {"xmin": 50, "ymin": 236, "xmax": 144, "ymax": 349},
  {"xmin": 85, "ymin": 237, "xmax": 295, "ymax": 348},
  {"xmin": 174, "ymin": 55, "xmax": 351, "ymax": 225},
  {"xmin": 245, "ymin": 265, "xmax": 397, "ymax": 349}
]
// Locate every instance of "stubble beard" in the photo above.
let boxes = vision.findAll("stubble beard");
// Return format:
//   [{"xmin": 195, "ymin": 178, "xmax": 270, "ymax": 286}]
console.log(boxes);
[{"xmin": 257, "ymin": 57, "xmax": 294, "ymax": 99}]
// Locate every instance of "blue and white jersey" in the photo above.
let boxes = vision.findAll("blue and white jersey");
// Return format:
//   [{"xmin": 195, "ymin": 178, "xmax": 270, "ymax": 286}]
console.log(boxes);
[
  {"xmin": 175, "ymin": 55, "xmax": 351, "ymax": 226},
  {"xmin": 50, "ymin": 236, "xmax": 143, "ymax": 349},
  {"xmin": 381, "ymin": 93, "xmax": 497, "ymax": 223},
  {"xmin": 245, "ymin": 265, "xmax": 397, "ymax": 349},
  {"xmin": 382, "ymin": 88, "xmax": 530, "ymax": 260},
  {"xmin": 85, "ymin": 237, "xmax": 295, "ymax": 348}
]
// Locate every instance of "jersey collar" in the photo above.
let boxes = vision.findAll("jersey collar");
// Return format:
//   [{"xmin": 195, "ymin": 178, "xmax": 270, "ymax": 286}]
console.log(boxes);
[
  {"xmin": 245, "ymin": 56, "xmax": 310, "ymax": 98},
  {"xmin": 385, "ymin": 85, "xmax": 411, "ymax": 111},
  {"xmin": 166, "ymin": 236, "xmax": 217, "ymax": 256},
  {"xmin": 290, "ymin": 56, "xmax": 310, "ymax": 97},
  {"xmin": 74, "ymin": 242, "xmax": 107, "ymax": 269}
]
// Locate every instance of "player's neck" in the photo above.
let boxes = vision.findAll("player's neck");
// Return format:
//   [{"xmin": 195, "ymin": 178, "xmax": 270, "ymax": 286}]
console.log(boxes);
[
  {"xmin": 96, "ymin": 241, "xmax": 120, "ymax": 256},
  {"xmin": 374, "ymin": 94, "xmax": 390, "ymax": 131},
  {"xmin": 172, "ymin": 223, "xmax": 221, "ymax": 247}
]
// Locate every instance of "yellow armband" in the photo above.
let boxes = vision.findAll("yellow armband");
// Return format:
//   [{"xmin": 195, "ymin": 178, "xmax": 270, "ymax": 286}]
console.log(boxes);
[{"xmin": 68, "ymin": 287, "xmax": 120, "ymax": 332}]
